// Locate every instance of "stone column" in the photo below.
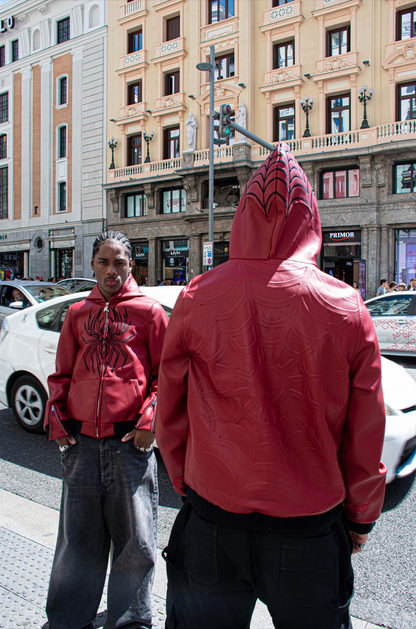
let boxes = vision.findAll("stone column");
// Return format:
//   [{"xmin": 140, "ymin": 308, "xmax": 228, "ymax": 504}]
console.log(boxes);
[
  {"xmin": 190, "ymin": 234, "xmax": 202, "ymax": 279},
  {"xmin": 388, "ymin": 227, "xmax": 396, "ymax": 281},
  {"xmin": 41, "ymin": 58, "xmax": 53, "ymax": 216},
  {"xmin": 379, "ymin": 226, "xmax": 389, "ymax": 281},
  {"xmin": 24, "ymin": 251, "xmax": 29, "ymax": 277},
  {"xmin": 21, "ymin": 66, "xmax": 32, "ymax": 226},
  {"xmin": 361, "ymin": 226, "xmax": 369, "ymax": 298},
  {"xmin": 148, "ymin": 237, "xmax": 157, "ymax": 286},
  {"xmin": 366, "ymin": 225, "xmax": 380, "ymax": 298},
  {"xmin": 72, "ymin": 48, "xmax": 83, "ymax": 223}
]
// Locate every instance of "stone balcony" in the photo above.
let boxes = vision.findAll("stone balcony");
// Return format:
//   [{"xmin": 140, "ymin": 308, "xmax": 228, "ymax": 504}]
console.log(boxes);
[
  {"xmin": 106, "ymin": 121, "xmax": 416, "ymax": 184},
  {"xmin": 119, "ymin": 0, "xmax": 148, "ymax": 22},
  {"xmin": 118, "ymin": 103, "xmax": 147, "ymax": 123},
  {"xmin": 117, "ymin": 49, "xmax": 148, "ymax": 75},
  {"xmin": 262, "ymin": 0, "xmax": 302, "ymax": 29},
  {"xmin": 154, "ymin": 37, "xmax": 186, "ymax": 61},
  {"xmin": 313, "ymin": 51, "xmax": 360, "ymax": 79}
]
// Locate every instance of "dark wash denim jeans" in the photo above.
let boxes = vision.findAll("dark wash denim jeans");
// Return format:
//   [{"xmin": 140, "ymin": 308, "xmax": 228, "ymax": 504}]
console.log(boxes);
[
  {"xmin": 46, "ymin": 434, "xmax": 158, "ymax": 629},
  {"xmin": 163, "ymin": 501, "xmax": 354, "ymax": 629}
]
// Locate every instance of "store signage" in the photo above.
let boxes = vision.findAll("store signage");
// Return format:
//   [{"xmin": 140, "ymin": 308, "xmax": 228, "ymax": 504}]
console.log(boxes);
[
  {"xmin": 203, "ymin": 241, "xmax": 213, "ymax": 266},
  {"xmin": 0, "ymin": 16, "xmax": 15, "ymax": 34},
  {"xmin": 135, "ymin": 252, "xmax": 147, "ymax": 260},
  {"xmin": 0, "ymin": 234, "xmax": 7, "ymax": 240},
  {"xmin": 323, "ymin": 231, "xmax": 361, "ymax": 245},
  {"xmin": 162, "ymin": 249, "xmax": 187, "ymax": 258}
]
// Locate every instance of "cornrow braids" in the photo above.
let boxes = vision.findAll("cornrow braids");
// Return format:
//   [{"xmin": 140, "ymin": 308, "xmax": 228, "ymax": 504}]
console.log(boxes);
[{"xmin": 92, "ymin": 231, "xmax": 132, "ymax": 260}]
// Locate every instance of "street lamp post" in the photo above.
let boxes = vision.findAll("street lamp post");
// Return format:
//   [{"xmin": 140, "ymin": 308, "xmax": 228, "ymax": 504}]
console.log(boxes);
[
  {"xmin": 107, "ymin": 137, "xmax": 118, "ymax": 170},
  {"xmin": 196, "ymin": 45, "xmax": 216, "ymax": 268},
  {"xmin": 143, "ymin": 131, "xmax": 154, "ymax": 163},
  {"xmin": 300, "ymin": 97, "xmax": 314, "ymax": 138},
  {"xmin": 358, "ymin": 85, "xmax": 373, "ymax": 129}
]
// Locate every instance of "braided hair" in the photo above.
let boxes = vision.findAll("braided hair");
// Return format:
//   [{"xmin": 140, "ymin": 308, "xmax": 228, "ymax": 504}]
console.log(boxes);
[{"xmin": 92, "ymin": 231, "xmax": 132, "ymax": 260}]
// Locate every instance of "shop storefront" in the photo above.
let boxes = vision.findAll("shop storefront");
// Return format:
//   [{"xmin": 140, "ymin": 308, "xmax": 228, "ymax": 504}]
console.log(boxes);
[
  {"xmin": 322, "ymin": 230, "xmax": 366, "ymax": 298},
  {"xmin": 162, "ymin": 239, "xmax": 189, "ymax": 284},
  {"xmin": 54, "ymin": 248, "xmax": 73, "ymax": 279},
  {"xmin": 213, "ymin": 242, "xmax": 230, "ymax": 267},
  {"xmin": 395, "ymin": 230, "xmax": 416, "ymax": 285},
  {"xmin": 131, "ymin": 242, "xmax": 148, "ymax": 285},
  {"xmin": 0, "ymin": 251, "xmax": 24, "ymax": 279}
]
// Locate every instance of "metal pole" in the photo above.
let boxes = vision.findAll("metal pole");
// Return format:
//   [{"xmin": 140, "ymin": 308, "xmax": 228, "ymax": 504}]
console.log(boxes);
[
  {"xmin": 208, "ymin": 45, "xmax": 215, "ymax": 253},
  {"xmin": 227, "ymin": 120, "xmax": 275, "ymax": 151}
]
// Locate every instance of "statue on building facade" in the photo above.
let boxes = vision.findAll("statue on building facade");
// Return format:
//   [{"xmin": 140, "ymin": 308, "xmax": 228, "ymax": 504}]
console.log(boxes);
[
  {"xmin": 236, "ymin": 102, "xmax": 247, "ymax": 142},
  {"xmin": 186, "ymin": 113, "xmax": 198, "ymax": 151}
]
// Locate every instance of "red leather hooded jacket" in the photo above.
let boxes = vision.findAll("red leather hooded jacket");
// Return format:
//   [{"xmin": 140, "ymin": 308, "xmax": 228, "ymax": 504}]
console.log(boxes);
[
  {"xmin": 44, "ymin": 276, "xmax": 168, "ymax": 441},
  {"xmin": 156, "ymin": 144, "xmax": 387, "ymax": 528}
]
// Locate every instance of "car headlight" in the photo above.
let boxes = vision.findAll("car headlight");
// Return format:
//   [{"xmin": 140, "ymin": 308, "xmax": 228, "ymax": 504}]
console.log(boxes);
[
  {"xmin": 0, "ymin": 318, "xmax": 9, "ymax": 344},
  {"xmin": 385, "ymin": 403, "xmax": 400, "ymax": 416}
]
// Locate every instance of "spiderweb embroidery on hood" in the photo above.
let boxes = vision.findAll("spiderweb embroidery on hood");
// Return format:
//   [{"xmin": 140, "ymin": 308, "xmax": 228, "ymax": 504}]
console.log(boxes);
[{"xmin": 229, "ymin": 143, "xmax": 321, "ymax": 263}]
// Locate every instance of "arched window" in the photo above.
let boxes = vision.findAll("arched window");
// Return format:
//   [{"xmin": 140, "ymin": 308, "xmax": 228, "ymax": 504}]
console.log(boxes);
[
  {"xmin": 33, "ymin": 29, "xmax": 41, "ymax": 51},
  {"xmin": 89, "ymin": 5, "xmax": 100, "ymax": 28}
]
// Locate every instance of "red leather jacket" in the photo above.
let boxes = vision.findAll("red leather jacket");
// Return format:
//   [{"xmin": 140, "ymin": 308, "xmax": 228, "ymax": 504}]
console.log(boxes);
[
  {"xmin": 44, "ymin": 276, "xmax": 168, "ymax": 441},
  {"xmin": 156, "ymin": 144, "xmax": 387, "ymax": 528}
]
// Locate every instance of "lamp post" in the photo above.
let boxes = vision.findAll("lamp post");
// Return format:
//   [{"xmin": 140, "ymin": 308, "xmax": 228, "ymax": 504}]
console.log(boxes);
[
  {"xmin": 107, "ymin": 137, "xmax": 117, "ymax": 170},
  {"xmin": 300, "ymin": 97, "xmax": 314, "ymax": 138},
  {"xmin": 358, "ymin": 85, "xmax": 373, "ymax": 129},
  {"xmin": 143, "ymin": 131, "xmax": 154, "ymax": 163},
  {"xmin": 196, "ymin": 45, "xmax": 215, "ymax": 266}
]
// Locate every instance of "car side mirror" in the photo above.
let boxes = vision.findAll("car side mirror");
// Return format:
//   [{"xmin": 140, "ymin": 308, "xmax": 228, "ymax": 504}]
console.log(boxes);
[{"xmin": 9, "ymin": 301, "xmax": 23, "ymax": 309}]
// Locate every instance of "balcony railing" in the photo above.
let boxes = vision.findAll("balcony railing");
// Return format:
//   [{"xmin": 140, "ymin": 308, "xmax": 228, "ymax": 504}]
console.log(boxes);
[
  {"xmin": 125, "ymin": 0, "xmax": 141, "ymax": 14},
  {"xmin": 108, "ymin": 122, "xmax": 416, "ymax": 183}
]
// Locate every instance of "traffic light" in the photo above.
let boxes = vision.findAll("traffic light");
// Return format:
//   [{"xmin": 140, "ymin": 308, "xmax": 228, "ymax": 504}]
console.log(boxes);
[{"xmin": 219, "ymin": 104, "xmax": 232, "ymax": 138}]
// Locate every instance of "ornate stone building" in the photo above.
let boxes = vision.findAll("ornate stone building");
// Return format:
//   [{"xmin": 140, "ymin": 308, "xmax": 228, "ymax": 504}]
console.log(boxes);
[
  {"xmin": 0, "ymin": 0, "xmax": 107, "ymax": 280},
  {"xmin": 105, "ymin": 0, "xmax": 416, "ymax": 298}
]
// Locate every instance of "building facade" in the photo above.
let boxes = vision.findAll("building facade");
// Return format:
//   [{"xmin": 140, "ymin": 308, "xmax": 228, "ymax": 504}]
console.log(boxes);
[
  {"xmin": 103, "ymin": 0, "xmax": 416, "ymax": 297},
  {"xmin": 0, "ymin": 0, "xmax": 107, "ymax": 281}
]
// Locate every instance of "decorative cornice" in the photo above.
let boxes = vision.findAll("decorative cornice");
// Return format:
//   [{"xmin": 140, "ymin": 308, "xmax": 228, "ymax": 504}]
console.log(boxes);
[
  {"xmin": 316, "ymin": 58, "xmax": 355, "ymax": 74},
  {"xmin": 38, "ymin": 5, "xmax": 51, "ymax": 16},
  {"xmin": 263, "ymin": 69, "xmax": 301, "ymax": 85},
  {"xmin": 18, "ymin": 14, "xmax": 30, "ymax": 24}
]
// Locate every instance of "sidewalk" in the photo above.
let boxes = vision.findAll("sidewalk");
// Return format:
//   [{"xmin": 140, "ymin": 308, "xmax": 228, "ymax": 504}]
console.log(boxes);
[{"xmin": 0, "ymin": 488, "xmax": 385, "ymax": 629}]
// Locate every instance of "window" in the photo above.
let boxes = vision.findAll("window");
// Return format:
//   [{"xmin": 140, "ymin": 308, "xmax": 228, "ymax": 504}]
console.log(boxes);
[
  {"xmin": 397, "ymin": 82, "xmax": 416, "ymax": 121},
  {"xmin": 165, "ymin": 71, "xmax": 180, "ymax": 96},
  {"xmin": 164, "ymin": 127, "xmax": 180, "ymax": 159},
  {"xmin": 365, "ymin": 295, "xmax": 413, "ymax": 317},
  {"xmin": 58, "ymin": 182, "xmax": 66, "ymax": 212},
  {"xmin": 214, "ymin": 54, "xmax": 235, "ymax": 80},
  {"xmin": 0, "ymin": 166, "xmax": 7, "ymax": 219},
  {"xmin": 57, "ymin": 17, "xmax": 70, "ymax": 44},
  {"xmin": 59, "ymin": 126, "xmax": 67, "ymax": 159},
  {"xmin": 214, "ymin": 111, "xmax": 235, "ymax": 145},
  {"xmin": 11, "ymin": 40, "xmax": 18, "ymax": 63},
  {"xmin": 128, "ymin": 29, "xmax": 142, "ymax": 53},
  {"xmin": 209, "ymin": 0, "xmax": 234, "ymax": 24},
  {"xmin": 326, "ymin": 27, "xmax": 350, "ymax": 57},
  {"xmin": 0, "ymin": 94, "xmax": 8, "ymax": 124},
  {"xmin": 125, "ymin": 193, "xmax": 148, "ymax": 217},
  {"xmin": 0, "ymin": 135, "xmax": 6, "ymax": 160},
  {"xmin": 162, "ymin": 189, "xmax": 186, "ymax": 213},
  {"xmin": 272, "ymin": 0, "xmax": 294, "ymax": 6},
  {"xmin": 273, "ymin": 40, "xmax": 294, "ymax": 70},
  {"xmin": 166, "ymin": 16, "xmax": 180, "ymax": 41},
  {"xmin": 0, "ymin": 47, "xmax": 5, "ymax": 68},
  {"xmin": 128, "ymin": 134, "xmax": 142, "ymax": 165},
  {"xmin": 397, "ymin": 7, "xmax": 416, "ymax": 40},
  {"xmin": 394, "ymin": 163, "xmax": 416, "ymax": 193},
  {"xmin": 321, "ymin": 169, "xmax": 359, "ymax": 199},
  {"xmin": 127, "ymin": 81, "xmax": 142, "ymax": 105},
  {"xmin": 59, "ymin": 77, "xmax": 67, "ymax": 105},
  {"xmin": 273, "ymin": 105, "xmax": 295, "ymax": 142},
  {"xmin": 327, "ymin": 94, "xmax": 350, "ymax": 134}
]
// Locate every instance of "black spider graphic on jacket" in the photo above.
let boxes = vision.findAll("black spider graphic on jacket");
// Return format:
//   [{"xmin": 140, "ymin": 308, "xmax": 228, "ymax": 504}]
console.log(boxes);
[{"xmin": 81, "ymin": 305, "xmax": 135, "ymax": 374}]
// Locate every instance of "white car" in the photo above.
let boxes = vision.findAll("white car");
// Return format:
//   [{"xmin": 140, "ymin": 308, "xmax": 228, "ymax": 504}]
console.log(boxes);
[
  {"xmin": 0, "ymin": 286, "xmax": 183, "ymax": 434},
  {"xmin": 364, "ymin": 291, "xmax": 416, "ymax": 356},
  {"xmin": 0, "ymin": 285, "xmax": 415, "ymax": 485}
]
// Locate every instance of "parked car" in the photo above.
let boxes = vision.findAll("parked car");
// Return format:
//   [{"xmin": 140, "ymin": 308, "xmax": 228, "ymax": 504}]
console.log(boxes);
[
  {"xmin": 56, "ymin": 278, "xmax": 97, "ymax": 293},
  {"xmin": 0, "ymin": 280, "xmax": 71, "ymax": 325},
  {"xmin": 364, "ymin": 291, "xmax": 416, "ymax": 356},
  {"xmin": 0, "ymin": 287, "xmax": 183, "ymax": 434}
]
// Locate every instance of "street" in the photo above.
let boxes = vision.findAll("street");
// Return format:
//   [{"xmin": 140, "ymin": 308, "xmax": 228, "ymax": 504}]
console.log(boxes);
[{"xmin": 0, "ymin": 356, "xmax": 415, "ymax": 629}]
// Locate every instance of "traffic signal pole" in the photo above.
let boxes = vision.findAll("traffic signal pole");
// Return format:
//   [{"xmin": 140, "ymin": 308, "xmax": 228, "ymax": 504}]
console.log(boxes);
[
  {"xmin": 208, "ymin": 46, "xmax": 215, "ymax": 250},
  {"xmin": 227, "ymin": 119, "xmax": 275, "ymax": 152}
]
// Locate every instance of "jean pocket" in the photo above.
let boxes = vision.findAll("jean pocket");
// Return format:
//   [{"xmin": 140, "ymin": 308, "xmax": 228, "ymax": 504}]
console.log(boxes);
[
  {"xmin": 280, "ymin": 533, "xmax": 337, "ymax": 608},
  {"xmin": 184, "ymin": 509, "xmax": 219, "ymax": 587}
]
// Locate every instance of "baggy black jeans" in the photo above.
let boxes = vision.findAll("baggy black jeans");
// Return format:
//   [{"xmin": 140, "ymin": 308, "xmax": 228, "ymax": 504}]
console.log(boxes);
[
  {"xmin": 163, "ymin": 501, "xmax": 354, "ymax": 629},
  {"xmin": 46, "ymin": 434, "xmax": 158, "ymax": 629}
]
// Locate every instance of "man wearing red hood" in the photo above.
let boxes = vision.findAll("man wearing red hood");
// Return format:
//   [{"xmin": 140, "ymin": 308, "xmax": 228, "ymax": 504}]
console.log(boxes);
[{"xmin": 156, "ymin": 145, "xmax": 386, "ymax": 629}]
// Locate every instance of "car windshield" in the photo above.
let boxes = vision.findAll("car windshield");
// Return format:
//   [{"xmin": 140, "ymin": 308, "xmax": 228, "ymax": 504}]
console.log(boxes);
[{"xmin": 24, "ymin": 285, "xmax": 70, "ymax": 303}]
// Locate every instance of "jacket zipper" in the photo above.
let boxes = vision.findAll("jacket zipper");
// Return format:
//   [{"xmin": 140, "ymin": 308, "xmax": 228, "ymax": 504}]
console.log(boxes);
[
  {"xmin": 137, "ymin": 396, "xmax": 157, "ymax": 429},
  {"xmin": 95, "ymin": 302, "xmax": 109, "ymax": 437},
  {"xmin": 51, "ymin": 404, "xmax": 68, "ymax": 438}
]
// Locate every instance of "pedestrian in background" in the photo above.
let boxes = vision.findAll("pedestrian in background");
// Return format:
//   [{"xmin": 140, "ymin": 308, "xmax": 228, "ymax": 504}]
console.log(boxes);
[
  {"xmin": 156, "ymin": 145, "xmax": 386, "ymax": 629},
  {"xmin": 389, "ymin": 281, "xmax": 397, "ymax": 292},
  {"xmin": 376, "ymin": 279, "xmax": 388, "ymax": 296},
  {"xmin": 43, "ymin": 231, "xmax": 168, "ymax": 629},
  {"xmin": 397, "ymin": 282, "xmax": 407, "ymax": 291}
]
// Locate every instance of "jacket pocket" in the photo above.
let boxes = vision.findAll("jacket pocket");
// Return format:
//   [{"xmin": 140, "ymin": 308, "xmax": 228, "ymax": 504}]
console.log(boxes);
[
  {"xmin": 280, "ymin": 533, "xmax": 337, "ymax": 608},
  {"xmin": 67, "ymin": 380, "xmax": 99, "ymax": 424},
  {"xmin": 100, "ymin": 378, "xmax": 141, "ymax": 424}
]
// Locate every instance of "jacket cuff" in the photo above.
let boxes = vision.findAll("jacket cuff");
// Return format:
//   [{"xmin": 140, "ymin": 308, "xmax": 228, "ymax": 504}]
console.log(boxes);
[
  {"xmin": 346, "ymin": 518, "xmax": 375, "ymax": 535},
  {"xmin": 172, "ymin": 477, "xmax": 188, "ymax": 497},
  {"xmin": 135, "ymin": 392, "xmax": 157, "ymax": 432}
]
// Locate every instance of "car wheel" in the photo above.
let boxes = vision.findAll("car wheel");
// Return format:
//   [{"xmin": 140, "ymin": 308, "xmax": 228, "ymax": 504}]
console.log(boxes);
[{"xmin": 11, "ymin": 376, "xmax": 47, "ymax": 434}]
